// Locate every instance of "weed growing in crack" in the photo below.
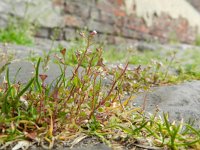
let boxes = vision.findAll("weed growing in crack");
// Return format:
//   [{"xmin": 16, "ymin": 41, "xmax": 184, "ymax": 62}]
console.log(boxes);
[{"xmin": 0, "ymin": 32, "xmax": 199, "ymax": 149}]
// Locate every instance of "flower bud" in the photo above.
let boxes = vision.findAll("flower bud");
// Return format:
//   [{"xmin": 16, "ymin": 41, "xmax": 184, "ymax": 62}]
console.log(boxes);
[
  {"xmin": 60, "ymin": 48, "xmax": 66, "ymax": 56},
  {"xmin": 90, "ymin": 30, "xmax": 97, "ymax": 36},
  {"xmin": 39, "ymin": 74, "xmax": 48, "ymax": 82}
]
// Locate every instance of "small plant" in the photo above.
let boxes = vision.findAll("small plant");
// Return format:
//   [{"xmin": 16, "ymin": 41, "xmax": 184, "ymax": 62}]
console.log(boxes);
[
  {"xmin": 0, "ymin": 31, "xmax": 199, "ymax": 150},
  {"xmin": 0, "ymin": 16, "xmax": 35, "ymax": 45}
]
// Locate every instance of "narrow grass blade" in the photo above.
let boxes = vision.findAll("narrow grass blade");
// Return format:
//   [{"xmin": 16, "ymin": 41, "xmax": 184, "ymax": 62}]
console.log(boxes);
[
  {"xmin": 145, "ymin": 126, "xmax": 160, "ymax": 139},
  {"xmin": 35, "ymin": 58, "xmax": 42, "ymax": 92},
  {"xmin": 16, "ymin": 77, "xmax": 34, "ymax": 99},
  {"xmin": 0, "ymin": 62, "xmax": 10, "ymax": 75},
  {"xmin": 2, "ymin": 87, "xmax": 13, "ymax": 115},
  {"xmin": 163, "ymin": 113, "xmax": 172, "ymax": 136},
  {"xmin": 185, "ymin": 124, "xmax": 200, "ymax": 137},
  {"xmin": 13, "ymin": 67, "xmax": 21, "ymax": 83},
  {"xmin": 6, "ymin": 68, "xmax": 11, "ymax": 88},
  {"xmin": 131, "ymin": 121, "xmax": 148, "ymax": 134}
]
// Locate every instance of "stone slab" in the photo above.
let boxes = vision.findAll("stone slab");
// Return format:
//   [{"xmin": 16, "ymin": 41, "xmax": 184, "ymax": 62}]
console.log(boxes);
[{"xmin": 134, "ymin": 81, "xmax": 200, "ymax": 127}]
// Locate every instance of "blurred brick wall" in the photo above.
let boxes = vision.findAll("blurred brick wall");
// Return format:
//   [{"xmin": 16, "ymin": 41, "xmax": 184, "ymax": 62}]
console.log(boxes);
[
  {"xmin": 28, "ymin": 0, "xmax": 199, "ymax": 44},
  {"xmin": 39, "ymin": 0, "xmax": 196, "ymax": 44}
]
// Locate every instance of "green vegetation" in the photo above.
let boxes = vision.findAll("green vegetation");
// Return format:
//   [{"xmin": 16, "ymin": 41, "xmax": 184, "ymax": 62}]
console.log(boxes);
[
  {"xmin": 103, "ymin": 48, "xmax": 161, "ymax": 65},
  {"xmin": 0, "ymin": 32, "xmax": 199, "ymax": 149},
  {"xmin": 195, "ymin": 34, "xmax": 200, "ymax": 46},
  {"xmin": 104, "ymin": 47, "xmax": 200, "ymax": 83},
  {"xmin": 0, "ymin": 16, "xmax": 35, "ymax": 45}
]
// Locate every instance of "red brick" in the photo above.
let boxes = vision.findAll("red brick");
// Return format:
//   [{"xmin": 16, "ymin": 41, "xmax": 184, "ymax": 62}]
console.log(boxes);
[
  {"xmin": 113, "ymin": 9, "xmax": 126, "ymax": 17},
  {"xmin": 63, "ymin": 15, "xmax": 84, "ymax": 27},
  {"xmin": 97, "ymin": 0, "xmax": 115, "ymax": 13},
  {"xmin": 63, "ymin": 2, "xmax": 90, "ymax": 18},
  {"xmin": 52, "ymin": 0, "xmax": 64, "ymax": 6},
  {"xmin": 117, "ymin": 0, "xmax": 124, "ymax": 6}
]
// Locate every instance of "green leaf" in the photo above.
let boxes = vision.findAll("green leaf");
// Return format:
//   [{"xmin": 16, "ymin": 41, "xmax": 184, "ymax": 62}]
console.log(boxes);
[
  {"xmin": 16, "ymin": 77, "xmax": 34, "ymax": 99},
  {"xmin": 1, "ymin": 87, "xmax": 13, "ymax": 115},
  {"xmin": 6, "ymin": 68, "xmax": 11, "ymax": 88},
  {"xmin": 0, "ymin": 62, "xmax": 10, "ymax": 75},
  {"xmin": 35, "ymin": 58, "xmax": 42, "ymax": 92},
  {"xmin": 73, "ymin": 76, "xmax": 81, "ymax": 87},
  {"xmin": 13, "ymin": 67, "xmax": 21, "ymax": 83}
]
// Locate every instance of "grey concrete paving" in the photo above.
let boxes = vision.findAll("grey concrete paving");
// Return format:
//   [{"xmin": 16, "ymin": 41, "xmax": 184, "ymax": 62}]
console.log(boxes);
[{"xmin": 134, "ymin": 81, "xmax": 200, "ymax": 127}]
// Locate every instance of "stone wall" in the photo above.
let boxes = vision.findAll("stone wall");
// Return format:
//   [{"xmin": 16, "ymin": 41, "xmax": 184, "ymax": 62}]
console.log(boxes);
[{"xmin": 0, "ymin": 0, "xmax": 200, "ymax": 45}]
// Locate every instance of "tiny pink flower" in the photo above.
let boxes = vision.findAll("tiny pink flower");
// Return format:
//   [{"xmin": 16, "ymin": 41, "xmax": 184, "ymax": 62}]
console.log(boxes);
[{"xmin": 90, "ymin": 30, "xmax": 97, "ymax": 36}]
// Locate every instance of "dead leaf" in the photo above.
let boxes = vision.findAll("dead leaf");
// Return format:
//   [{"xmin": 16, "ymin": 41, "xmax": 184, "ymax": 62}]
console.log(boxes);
[
  {"xmin": 24, "ymin": 131, "xmax": 37, "ymax": 140},
  {"xmin": 12, "ymin": 140, "xmax": 31, "ymax": 150},
  {"xmin": 70, "ymin": 134, "xmax": 88, "ymax": 148}
]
